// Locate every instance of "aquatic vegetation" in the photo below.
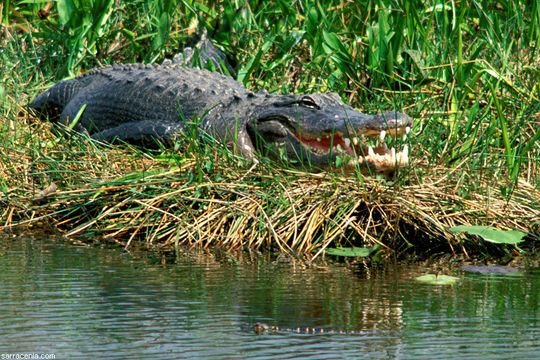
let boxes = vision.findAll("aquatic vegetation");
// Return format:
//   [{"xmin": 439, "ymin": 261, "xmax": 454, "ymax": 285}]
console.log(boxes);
[
  {"xmin": 324, "ymin": 246, "xmax": 378, "ymax": 258},
  {"xmin": 0, "ymin": 0, "xmax": 538, "ymax": 260},
  {"xmin": 450, "ymin": 226, "xmax": 527, "ymax": 245},
  {"xmin": 415, "ymin": 274, "xmax": 460, "ymax": 286}
]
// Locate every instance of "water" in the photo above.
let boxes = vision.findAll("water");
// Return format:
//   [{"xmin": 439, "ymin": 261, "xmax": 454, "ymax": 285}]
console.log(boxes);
[{"xmin": 0, "ymin": 233, "xmax": 538, "ymax": 359}]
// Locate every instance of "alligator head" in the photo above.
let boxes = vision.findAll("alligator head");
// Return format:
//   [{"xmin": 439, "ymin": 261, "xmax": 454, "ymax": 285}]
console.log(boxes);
[{"xmin": 247, "ymin": 93, "xmax": 412, "ymax": 173}]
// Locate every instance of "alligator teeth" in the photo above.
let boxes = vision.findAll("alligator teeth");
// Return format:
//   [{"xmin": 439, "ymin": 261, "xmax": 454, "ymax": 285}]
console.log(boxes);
[
  {"xmin": 394, "ymin": 145, "xmax": 409, "ymax": 165},
  {"xmin": 352, "ymin": 137, "xmax": 359, "ymax": 146},
  {"xmin": 333, "ymin": 144, "xmax": 344, "ymax": 153},
  {"xmin": 351, "ymin": 144, "xmax": 409, "ymax": 171},
  {"xmin": 403, "ymin": 126, "xmax": 411, "ymax": 141},
  {"xmin": 344, "ymin": 138, "xmax": 351, "ymax": 147},
  {"xmin": 380, "ymin": 130, "xmax": 386, "ymax": 142},
  {"xmin": 316, "ymin": 137, "xmax": 321, "ymax": 142}
]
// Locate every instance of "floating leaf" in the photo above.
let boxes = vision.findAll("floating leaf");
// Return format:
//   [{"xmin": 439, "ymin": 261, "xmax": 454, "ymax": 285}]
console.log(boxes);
[
  {"xmin": 415, "ymin": 274, "xmax": 459, "ymax": 285},
  {"xmin": 325, "ymin": 247, "xmax": 373, "ymax": 257},
  {"xmin": 449, "ymin": 226, "xmax": 526, "ymax": 244}
]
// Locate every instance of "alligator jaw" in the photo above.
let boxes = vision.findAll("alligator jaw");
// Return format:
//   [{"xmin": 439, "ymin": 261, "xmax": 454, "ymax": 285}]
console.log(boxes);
[
  {"xmin": 296, "ymin": 125, "xmax": 411, "ymax": 173},
  {"xmin": 248, "ymin": 113, "xmax": 412, "ymax": 173}
]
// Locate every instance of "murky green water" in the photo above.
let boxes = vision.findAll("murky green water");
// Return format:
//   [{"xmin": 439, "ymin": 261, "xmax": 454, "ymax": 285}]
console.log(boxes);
[{"xmin": 0, "ymin": 234, "xmax": 538, "ymax": 359}]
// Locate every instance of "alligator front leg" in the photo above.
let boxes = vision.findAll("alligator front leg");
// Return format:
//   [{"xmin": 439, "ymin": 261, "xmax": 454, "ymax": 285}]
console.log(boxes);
[
  {"xmin": 91, "ymin": 120, "xmax": 185, "ymax": 148},
  {"xmin": 235, "ymin": 129, "xmax": 259, "ymax": 163}
]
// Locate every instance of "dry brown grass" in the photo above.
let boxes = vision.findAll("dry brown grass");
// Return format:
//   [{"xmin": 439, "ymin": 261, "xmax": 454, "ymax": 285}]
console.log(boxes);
[{"xmin": 1, "ymin": 117, "xmax": 538, "ymax": 262}]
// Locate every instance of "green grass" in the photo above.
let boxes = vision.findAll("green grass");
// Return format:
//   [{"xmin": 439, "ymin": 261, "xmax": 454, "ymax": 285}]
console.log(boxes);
[{"xmin": 0, "ymin": 0, "xmax": 538, "ymax": 260}]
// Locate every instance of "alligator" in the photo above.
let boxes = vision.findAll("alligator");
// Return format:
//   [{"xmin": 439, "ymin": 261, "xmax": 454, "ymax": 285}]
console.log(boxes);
[
  {"xmin": 250, "ymin": 322, "xmax": 363, "ymax": 335},
  {"xmin": 30, "ymin": 36, "xmax": 412, "ymax": 173}
]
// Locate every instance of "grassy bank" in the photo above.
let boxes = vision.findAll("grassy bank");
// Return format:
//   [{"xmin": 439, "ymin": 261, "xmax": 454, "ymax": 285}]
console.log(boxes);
[{"xmin": 1, "ymin": 0, "xmax": 538, "ymax": 261}]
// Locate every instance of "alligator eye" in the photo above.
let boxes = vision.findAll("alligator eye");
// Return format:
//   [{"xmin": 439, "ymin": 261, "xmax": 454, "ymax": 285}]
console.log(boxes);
[{"xmin": 299, "ymin": 96, "xmax": 320, "ymax": 109}]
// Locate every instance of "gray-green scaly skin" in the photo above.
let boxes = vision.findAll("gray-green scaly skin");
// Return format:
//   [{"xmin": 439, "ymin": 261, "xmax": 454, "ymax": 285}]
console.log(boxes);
[{"xmin": 30, "ymin": 59, "xmax": 412, "ymax": 171}]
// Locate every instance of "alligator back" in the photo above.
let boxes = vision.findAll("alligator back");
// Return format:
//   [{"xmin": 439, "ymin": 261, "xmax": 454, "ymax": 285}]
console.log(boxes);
[{"xmin": 30, "ymin": 63, "xmax": 249, "ymax": 137}]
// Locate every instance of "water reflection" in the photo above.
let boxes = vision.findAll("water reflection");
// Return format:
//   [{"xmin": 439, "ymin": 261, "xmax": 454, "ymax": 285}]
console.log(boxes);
[{"xmin": 0, "ymin": 233, "xmax": 538, "ymax": 359}]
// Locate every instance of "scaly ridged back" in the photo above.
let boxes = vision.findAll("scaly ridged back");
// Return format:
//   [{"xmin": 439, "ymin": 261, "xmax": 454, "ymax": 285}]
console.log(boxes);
[{"xmin": 31, "ymin": 63, "xmax": 251, "ymax": 134}]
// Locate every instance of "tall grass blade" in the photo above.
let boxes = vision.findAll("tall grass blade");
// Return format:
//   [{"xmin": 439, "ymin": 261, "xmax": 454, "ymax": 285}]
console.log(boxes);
[{"xmin": 487, "ymin": 82, "xmax": 513, "ymax": 173}]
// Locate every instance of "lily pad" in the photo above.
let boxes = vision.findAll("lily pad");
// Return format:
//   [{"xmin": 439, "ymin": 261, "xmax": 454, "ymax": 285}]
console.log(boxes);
[
  {"xmin": 324, "ymin": 247, "xmax": 373, "ymax": 257},
  {"xmin": 415, "ymin": 274, "xmax": 460, "ymax": 285},
  {"xmin": 449, "ymin": 226, "xmax": 526, "ymax": 244}
]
